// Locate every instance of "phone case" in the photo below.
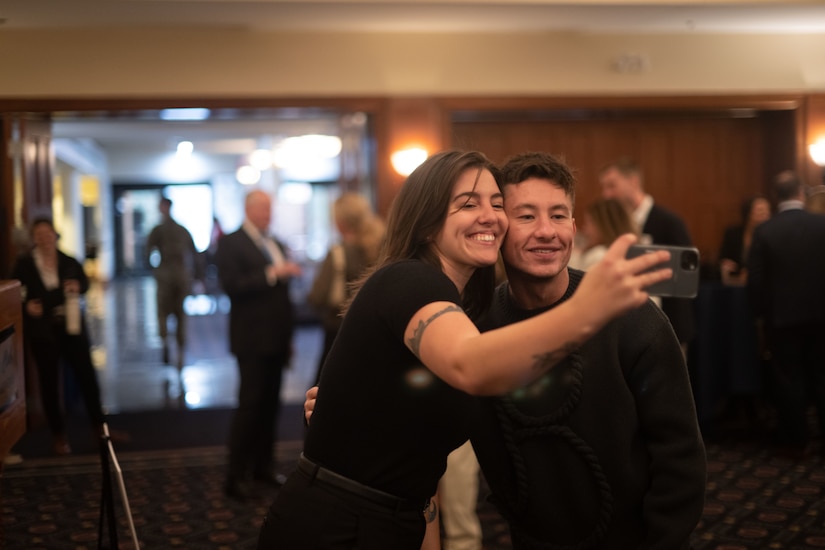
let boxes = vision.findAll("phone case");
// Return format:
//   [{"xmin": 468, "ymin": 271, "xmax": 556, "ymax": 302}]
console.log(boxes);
[{"xmin": 626, "ymin": 244, "xmax": 700, "ymax": 298}]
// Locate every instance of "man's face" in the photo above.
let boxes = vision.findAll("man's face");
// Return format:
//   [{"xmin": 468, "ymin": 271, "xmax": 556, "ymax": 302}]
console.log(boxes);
[
  {"xmin": 501, "ymin": 177, "xmax": 576, "ymax": 281},
  {"xmin": 246, "ymin": 193, "xmax": 272, "ymax": 232},
  {"xmin": 599, "ymin": 167, "xmax": 637, "ymax": 209}
]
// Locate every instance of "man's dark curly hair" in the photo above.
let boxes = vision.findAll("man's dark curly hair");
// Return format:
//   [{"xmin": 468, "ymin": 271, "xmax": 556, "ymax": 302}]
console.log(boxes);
[{"xmin": 499, "ymin": 151, "xmax": 577, "ymax": 208}]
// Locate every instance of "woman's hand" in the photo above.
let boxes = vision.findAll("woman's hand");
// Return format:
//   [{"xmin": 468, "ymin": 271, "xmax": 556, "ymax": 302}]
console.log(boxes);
[
  {"xmin": 304, "ymin": 386, "xmax": 318, "ymax": 424},
  {"xmin": 720, "ymin": 259, "xmax": 746, "ymax": 286},
  {"xmin": 574, "ymin": 233, "xmax": 672, "ymax": 320},
  {"xmin": 25, "ymin": 299, "xmax": 44, "ymax": 318}
]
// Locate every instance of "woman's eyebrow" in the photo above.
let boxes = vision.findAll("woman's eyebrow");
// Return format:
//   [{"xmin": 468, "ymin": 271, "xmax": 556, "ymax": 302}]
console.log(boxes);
[{"xmin": 452, "ymin": 191, "xmax": 478, "ymax": 201}]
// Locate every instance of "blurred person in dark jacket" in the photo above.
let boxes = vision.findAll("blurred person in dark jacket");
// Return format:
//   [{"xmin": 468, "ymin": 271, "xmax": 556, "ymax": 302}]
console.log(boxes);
[
  {"xmin": 215, "ymin": 189, "xmax": 302, "ymax": 500},
  {"xmin": 747, "ymin": 171, "xmax": 825, "ymax": 457},
  {"xmin": 11, "ymin": 218, "xmax": 107, "ymax": 455},
  {"xmin": 599, "ymin": 157, "xmax": 696, "ymax": 352}
]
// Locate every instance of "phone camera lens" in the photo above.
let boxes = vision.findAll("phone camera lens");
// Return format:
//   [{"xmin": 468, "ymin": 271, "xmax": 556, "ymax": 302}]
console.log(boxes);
[{"xmin": 681, "ymin": 250, "xmax": 699, "ymax": 271}]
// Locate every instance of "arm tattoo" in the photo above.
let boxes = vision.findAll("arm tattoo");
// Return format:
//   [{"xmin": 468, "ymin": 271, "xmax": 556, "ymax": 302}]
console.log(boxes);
[
  {"xmin": 423, "ymin": 499, "xmax": 438, "ymax": 523},
  {"xmin": 532, "ymin": 341, "xmax": 580, "ymax": 373},
  {"xmin": 407, "ymin": 304, "xmax": 464, "ymax": 357}
]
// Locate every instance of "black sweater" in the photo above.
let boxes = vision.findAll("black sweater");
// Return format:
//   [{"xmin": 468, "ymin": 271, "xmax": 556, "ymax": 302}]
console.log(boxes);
[{"xmin": 472, "ymin": 269, "xmax": 707, "ymax": 550}]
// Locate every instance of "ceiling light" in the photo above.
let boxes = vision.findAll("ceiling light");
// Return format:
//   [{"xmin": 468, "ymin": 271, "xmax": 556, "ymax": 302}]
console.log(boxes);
[
  {"xmin": 272, "ymin": 135, "xmax": 342, "ymax": 167},
  {"xmin": 236, "ymin": 165, "xmax": 261, "ymax": 185},
  {"xmin": 305, "ymin": 135, "xmax": 342, "ymax": 158},
  {"xmin": 176, "ymin": 141, "xmax": 194, "ymax": 157},
  {"xmin": 160, "ymin": 108, "xmax": 211, "ymax": 121},
  {"xmin": 249, "ymin": 148, "xmax": 273, "ymax": 171}
]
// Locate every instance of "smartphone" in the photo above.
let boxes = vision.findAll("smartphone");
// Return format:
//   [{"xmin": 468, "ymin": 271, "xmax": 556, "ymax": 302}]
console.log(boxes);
[{"xmin": 626, "ymin": 244, "xmax": 700, "ymax": 298}]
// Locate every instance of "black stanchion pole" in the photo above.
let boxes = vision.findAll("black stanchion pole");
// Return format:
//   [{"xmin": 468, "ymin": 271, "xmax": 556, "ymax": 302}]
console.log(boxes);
[{"xmin": 98, "ymin": 424, "xmax": 119, "ymax": 550}]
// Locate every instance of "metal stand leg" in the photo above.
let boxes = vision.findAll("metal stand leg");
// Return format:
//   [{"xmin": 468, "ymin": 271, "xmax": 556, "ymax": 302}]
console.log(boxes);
[{"xmin": 98, "ymin": 422, "xmax": 140, "ymax": 549}]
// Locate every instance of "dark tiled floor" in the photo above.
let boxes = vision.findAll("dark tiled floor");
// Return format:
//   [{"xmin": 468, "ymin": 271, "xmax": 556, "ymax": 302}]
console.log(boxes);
[{"xmin": 85, "ymin": 276, "xmax": 322, "ymax": 413}]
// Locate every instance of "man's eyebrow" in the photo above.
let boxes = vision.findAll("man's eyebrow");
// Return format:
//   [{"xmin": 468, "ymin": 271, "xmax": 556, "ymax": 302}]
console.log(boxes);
[{"xmin": 508, "ymin": 203, "xmax": 571, "ymax": 215}]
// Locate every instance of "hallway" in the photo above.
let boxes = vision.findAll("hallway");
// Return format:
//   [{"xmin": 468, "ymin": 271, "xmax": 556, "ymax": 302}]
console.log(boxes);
[{"xmin": 84, "ymin": 275, "xmax": 322, "ymax": 414}]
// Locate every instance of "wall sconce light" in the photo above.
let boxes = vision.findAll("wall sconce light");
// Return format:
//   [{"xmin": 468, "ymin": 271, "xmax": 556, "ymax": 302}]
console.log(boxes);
[
  {"xmin": 810, "ymin": 138, "xmax": 825, "ymax": 167},
  {"xmin": 391, "ymin": 147, "xmax": 428, "ymax": 177}
]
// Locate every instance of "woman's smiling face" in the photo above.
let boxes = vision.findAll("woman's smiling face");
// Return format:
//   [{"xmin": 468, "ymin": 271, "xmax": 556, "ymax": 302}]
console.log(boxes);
[{"xmin": 432, "ymin": 167, "xmax": 508, "ymax": 286}]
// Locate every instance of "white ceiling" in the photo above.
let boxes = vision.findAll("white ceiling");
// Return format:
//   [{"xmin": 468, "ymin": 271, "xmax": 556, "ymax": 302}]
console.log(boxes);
[
  {"xmin": 4, "ymin": 0, "xmax": 825, "ymax": 33},
  {"xmin": 14, "ymin": 0, "xmax": 825, "ymax": 175},
  {"xmin": 52, "ymin": 114, "xmax": 344, "ymax": 155}
]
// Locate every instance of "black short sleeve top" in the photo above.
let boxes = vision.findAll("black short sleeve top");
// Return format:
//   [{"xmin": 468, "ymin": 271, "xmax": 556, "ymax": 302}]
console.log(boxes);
[{"xmin": 304, "ymin": 259, "xmax": 478, "ymax": 502}]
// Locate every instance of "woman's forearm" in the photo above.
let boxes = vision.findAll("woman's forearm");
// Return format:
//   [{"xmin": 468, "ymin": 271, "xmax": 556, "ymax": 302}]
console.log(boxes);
[{"xmin": 432, "ymin": 297, "xmax": 603, "ymax": 396}]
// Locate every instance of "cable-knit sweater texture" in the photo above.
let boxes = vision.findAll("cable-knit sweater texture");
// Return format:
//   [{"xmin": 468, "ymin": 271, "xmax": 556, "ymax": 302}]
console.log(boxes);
[{"xmin": 471, "ymin": 269, "xmax": 706, "ymax": 550}]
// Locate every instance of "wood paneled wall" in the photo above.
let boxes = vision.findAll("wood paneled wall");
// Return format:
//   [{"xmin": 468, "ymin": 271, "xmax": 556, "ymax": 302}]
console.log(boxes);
[
  {"xmin": 450, "ymin": 110, "xmax": 795, "ymax": 267},
  {"xmin": 0, "ymin": 117, "xmax": 12, "ymax": 276},
  {"xmin": 0, "ymin": 116, "xmax": 54, "ymax": 277}
]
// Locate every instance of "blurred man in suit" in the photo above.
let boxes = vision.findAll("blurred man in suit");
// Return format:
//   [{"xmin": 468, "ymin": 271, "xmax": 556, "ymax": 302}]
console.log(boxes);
[
  {"xmin": 599, "ymin": 157, "xmax": 696, "ymax": 350},
  {"xmin": 747, "ymin": 171, "xmax": 825, "ymax": 457},
  {"xmin": 215, "ymin": 189, "xmax": 302, "ymax": 499}
]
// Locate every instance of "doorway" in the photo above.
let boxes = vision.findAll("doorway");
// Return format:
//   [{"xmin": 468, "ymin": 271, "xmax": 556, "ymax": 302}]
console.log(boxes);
[{"xmin": 112, "ymin": 184, "xmax": 213, "ymax": 277}]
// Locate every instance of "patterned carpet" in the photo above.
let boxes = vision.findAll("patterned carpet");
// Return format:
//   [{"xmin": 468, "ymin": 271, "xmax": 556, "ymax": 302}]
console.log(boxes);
[
  {"xmin": 0, "ymin": 441, "xmax": 509, "ymax": 550},
  {"xmin": 1, "ymin": 444, "xmax": 298, "ymax": 550},
  {"xmin": 4, "ymin": 434, "xmax": 825, "ymax": 549},
  {"xmin": 697, "ymin": 441, "xmax": 825, "ymax": 549}
]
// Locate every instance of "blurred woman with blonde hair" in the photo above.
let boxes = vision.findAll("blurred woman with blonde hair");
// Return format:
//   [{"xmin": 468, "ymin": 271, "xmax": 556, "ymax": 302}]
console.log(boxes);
[
  {"xmin": 574, "ymin": 198, "xmax": 640, "ymax": 271},
  {"xmin": 308, "ymin": 192, "xmax": 386, "ymax": 381}
]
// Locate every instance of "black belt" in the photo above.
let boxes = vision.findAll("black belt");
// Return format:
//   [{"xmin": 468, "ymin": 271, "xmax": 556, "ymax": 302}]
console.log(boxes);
[{"xmin": 297, "ymin": 453, "xmax": 428, "ymax": 513}]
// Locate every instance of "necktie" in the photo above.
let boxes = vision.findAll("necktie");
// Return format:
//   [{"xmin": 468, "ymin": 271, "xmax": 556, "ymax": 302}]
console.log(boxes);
[
  {"xmin": 260, "ymin": 237, "xmax": 284, "ymax": 266},
  {"xmin": 259, "ymin": 240, "xmax": 273, "ymax": 263}
]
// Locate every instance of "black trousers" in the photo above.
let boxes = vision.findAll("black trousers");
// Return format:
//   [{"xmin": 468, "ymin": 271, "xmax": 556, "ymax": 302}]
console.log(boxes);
[
  {"xmin": 257, "ymin": 467, "xmax": 425, "ymax": 549},
  {"xmin": 227, "ymin": 352, "xmax": 287, "ymax": 480},
  {"xmin": 155, "ymin": 275, "xmax": 188, "ymax": 347},
  {"xmin": 768, "ymin": 323, "xmax": 825, "ymax": 445},
  {"xmin": 30, "ymin": 328, "xmax": 105, "ymax": 435}
]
